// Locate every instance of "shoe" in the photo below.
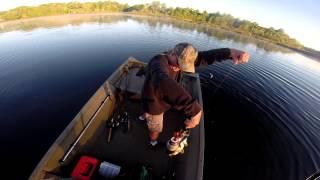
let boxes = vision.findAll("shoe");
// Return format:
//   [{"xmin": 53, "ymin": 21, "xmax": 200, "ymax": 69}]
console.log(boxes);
[
  {"xmin": 148, "ymin": 140, "xmax": 165, "ymax": 150},
  {"xmin": 135, "ymin": 114, "xmax": 146, "ymax": 121},
  {"xmin": 138, "ymin": 115, "xmax": 146, "ymax": 121},
  {"xmin": 135, "ymin": 115, "xmax": 146, "ymax": 124}
]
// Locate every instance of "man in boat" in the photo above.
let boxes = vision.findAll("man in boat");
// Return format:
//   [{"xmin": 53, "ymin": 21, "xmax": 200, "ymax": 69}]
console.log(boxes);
[{"xmin": 140, "ymin": 43, "xmax": 250, "ymax": 147}]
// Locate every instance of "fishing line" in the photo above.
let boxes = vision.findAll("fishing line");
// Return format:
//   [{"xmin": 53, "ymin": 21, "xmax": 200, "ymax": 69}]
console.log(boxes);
[
  {"xmin": 201, "ymin": 64, "xmax": 236, "ymax": 128},
  {"xmin": 210, "ymin": 64, "xmax": 236, "ymax": 96}
]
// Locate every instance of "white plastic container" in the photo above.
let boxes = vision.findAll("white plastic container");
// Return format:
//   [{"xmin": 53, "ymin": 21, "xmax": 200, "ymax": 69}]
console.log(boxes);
[{"xmin": 99, "ymin": 161, "xmax": 121, "ymax": 178}]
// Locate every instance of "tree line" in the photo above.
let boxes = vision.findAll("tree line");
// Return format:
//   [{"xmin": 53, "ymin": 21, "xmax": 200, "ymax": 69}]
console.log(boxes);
[{"xmin": 0, "ymin": 1, "xmax": 303, "ymax": 49}]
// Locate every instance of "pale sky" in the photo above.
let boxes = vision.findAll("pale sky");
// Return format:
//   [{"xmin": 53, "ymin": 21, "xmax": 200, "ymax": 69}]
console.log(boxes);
[{"xmin": 1, "ymin": 0, "xmax": 319, "ymax": 50}]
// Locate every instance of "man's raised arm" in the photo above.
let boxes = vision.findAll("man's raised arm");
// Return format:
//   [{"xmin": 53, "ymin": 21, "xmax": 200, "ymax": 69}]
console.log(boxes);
[{"xmin": 195, "ymin": 48, "xmax": 250, "ymax": 66}]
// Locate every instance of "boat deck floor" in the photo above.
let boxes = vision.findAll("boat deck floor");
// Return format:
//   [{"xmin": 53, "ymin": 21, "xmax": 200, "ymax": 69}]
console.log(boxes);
[{"xmin": 84, "ymin": 99, "xmax": 185, "ymax": 179}]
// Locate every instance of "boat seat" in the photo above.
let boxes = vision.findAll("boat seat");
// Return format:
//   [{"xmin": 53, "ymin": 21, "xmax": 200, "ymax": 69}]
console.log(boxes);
[{"xmin": 114, "ymin": 67, "xmax": 145, "ymax": 95}]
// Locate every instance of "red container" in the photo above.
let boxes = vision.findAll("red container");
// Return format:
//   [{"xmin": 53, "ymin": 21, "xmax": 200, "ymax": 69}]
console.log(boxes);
[{"xmin": 71, "ymin": 156, "xmax": 100, "ymax": 180}]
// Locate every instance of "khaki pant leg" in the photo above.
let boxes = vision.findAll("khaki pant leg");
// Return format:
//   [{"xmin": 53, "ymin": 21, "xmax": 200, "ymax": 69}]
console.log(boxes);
[{"xmin": 145, "ymin": 113, "xmax": 164, "ymax": 133}]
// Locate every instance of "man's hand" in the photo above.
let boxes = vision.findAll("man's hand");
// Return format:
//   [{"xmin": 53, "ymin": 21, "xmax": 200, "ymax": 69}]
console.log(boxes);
[
  {"xmin": 184, "ymin": 110, "xmax": 202, "ymax": 129},
  {"xmin": 230, "ymin": 49, "xmax": 250, "ymax": 64}
]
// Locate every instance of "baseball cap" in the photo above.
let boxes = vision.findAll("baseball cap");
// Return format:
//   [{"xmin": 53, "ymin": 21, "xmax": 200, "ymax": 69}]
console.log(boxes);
[{"xmin": 173, "ymin": 43, "xmax": 198, "ymax": 73}]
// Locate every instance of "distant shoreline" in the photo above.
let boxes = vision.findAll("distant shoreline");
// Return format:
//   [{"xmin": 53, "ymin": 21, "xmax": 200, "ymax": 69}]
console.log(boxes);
[
  {"xmin": 0, "ymin": 12, "xmax": 177, "ymax": 26},
  {"xmin": 1, "ymin": 12, "xmax": 319, "ymax": 60},
  {"xmin": 0, "ymin": 1, "xmax": 304, "ymax": 49},
  {"xmin": 0, "ymin": 13, "xmax": 123, "ymax": 25},
  {"xmin": 0, "ymin": 12, "xmax": 276, "ymax": 45}
]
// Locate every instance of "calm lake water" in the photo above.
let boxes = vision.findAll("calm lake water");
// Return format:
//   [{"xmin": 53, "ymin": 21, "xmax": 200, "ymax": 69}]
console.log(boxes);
[{"xmin": 0, "ymin": 14, "xmax": 319, "ymax": 179}]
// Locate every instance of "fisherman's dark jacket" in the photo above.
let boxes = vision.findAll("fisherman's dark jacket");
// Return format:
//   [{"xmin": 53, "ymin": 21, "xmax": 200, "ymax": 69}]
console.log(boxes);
[{"xmin": 142, "ymin": 48, "xmax": 231, "ymax": 118}]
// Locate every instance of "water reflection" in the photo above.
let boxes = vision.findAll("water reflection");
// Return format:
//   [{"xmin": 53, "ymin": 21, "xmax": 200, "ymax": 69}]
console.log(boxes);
[
  {"xmin": 0, "ymin": 14, "xmax": 291, "ymax": 53},
  {"xmin": 0, "ymin": 14, "xmax": 127, "ymax": 32}
]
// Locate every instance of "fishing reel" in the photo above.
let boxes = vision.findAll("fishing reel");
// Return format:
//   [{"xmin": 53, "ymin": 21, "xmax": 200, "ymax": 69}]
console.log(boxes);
[
  {"xmin": 167, "ymin": 128, "xmax": 190, "ymax": 156},
  {"xmin": 106, "ymin": 112, "xmax": 131, "ymax": 143},
  {"xmin": 106, "ymin": 117, "xmax": 120, "ymax": 128},
  {"xmin": 107, "ymin": 112, "xmax": 130, "ymax": 131}
]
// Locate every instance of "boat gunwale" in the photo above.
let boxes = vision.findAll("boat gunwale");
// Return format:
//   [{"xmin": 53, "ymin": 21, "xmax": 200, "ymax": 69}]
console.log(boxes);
[{"xmin": 29, "ymin": 57, "xmax": 145, "ymax": 180}]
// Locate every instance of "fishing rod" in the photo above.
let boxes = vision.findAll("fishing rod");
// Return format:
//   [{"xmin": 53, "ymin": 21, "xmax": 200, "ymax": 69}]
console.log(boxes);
[
  {"xmin": 306, "ymin": 170, "xmax": 320, "ymax": 180},
  {"xmin": 59, "ymin": 94, "xmax": 111, "ymax": 164}
]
